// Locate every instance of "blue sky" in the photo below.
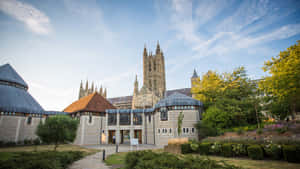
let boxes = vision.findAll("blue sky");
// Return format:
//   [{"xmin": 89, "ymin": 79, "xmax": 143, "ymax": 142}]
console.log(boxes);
[{"xmin": 0, "ymin": 0, "xmax": 300, "ymax": 111}]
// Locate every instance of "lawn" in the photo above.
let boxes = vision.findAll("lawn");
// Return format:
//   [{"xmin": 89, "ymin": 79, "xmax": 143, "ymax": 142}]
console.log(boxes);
[
  {"xmin": 0, "ymin": 144, "xmax": 100, "ymax": 155},
  {"xmin": 105, "ymin": 151, "xmax": 300, "ymax": 169}
]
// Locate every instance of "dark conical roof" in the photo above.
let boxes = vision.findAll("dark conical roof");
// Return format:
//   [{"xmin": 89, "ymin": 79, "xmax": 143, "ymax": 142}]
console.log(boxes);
[
  {"xmin": 0, "ymin": 63, "xmax": 44, "ymax": 113},
  {"xmin": 0, "ymin": 64, "xmax": 28, "ymax": 88},
  {"xmin": 155, "ymin": 92, "xmax": 202, "ymax": 109}
]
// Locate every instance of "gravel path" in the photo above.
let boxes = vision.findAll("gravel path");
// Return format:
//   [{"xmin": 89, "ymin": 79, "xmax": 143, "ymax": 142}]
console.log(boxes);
[{"xmin": 69, "ymin": 145, "xmax": 160, "ymax": 169}]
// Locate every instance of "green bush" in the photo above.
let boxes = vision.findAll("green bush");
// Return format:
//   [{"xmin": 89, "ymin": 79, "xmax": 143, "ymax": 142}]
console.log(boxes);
[
  {"xmin": 276, "ymin": 126, "xmax": 288, "ymax": 134},
  {"xmin": 23, "ymin": 139, "xmax": 32, "ymax": 145},
  {"xmin": 125, "ymin": 150, "xmax": 242, "ymax": 169},
  {"xmin": 282, "ymin": 145, "xmax": 300, "ymax": 163},
  {"xmin": 247, "ymin": 145, "xmax": 264, "ymax": 160},
  {"xmin": 198, "ymin": 143, "xmax": 211, "ymax": 155},
  {"xmin": 181, "ymin": 143, "xmax": 192, "ymax": 154},
  {"xmin": 209, "ymin": 142, "xmax": 222, "ymax": 155},
  {"xmin": 237, "ymin": 128, "xmax": 244, "ymax": 135},
  {"xmin": 221, "ymin": 143, "xmax": 233, "ymax": 157},
  {"xmin": 190, "ymin": 143, "xmax": 199, "ymax": 152},
  {"xmin": 264, "ymin": 144, "xmax": 282, "ymax": 160},
  {"xmin": 0, "ymin": 151, "xmax": 84, "ymax": 169},
  {"xmin": 232, "ymin": 144, "xmax": 247, "ymax": 156},
  {"xmin": 256, "ymin": 128, "xmax": 263, "ymax": 135}
]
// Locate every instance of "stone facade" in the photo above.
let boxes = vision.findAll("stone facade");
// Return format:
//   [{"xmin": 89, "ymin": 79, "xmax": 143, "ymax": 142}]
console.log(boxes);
[
  {"xmin": 132, "ymin": 42, "xmax": 166, "ymax": 109},
  {"xmin": 79, "ymin": 80, "xmax": 107, "ymax": 99}
]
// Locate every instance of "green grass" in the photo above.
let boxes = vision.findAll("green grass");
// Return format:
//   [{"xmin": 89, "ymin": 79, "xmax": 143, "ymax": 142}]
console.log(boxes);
[
  {"xmin": 105, "ymin": 152, "xmax": 127, "ymax": 165},
  {"xmin": 104, "ymin": 151, "xmax": 300, "ymax": 169}
]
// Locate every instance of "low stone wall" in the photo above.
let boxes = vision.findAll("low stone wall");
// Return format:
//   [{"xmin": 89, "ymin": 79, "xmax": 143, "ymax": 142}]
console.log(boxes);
[{"xmin": 164, "ymin": 144, "xmax": 182, "ymax": 154}]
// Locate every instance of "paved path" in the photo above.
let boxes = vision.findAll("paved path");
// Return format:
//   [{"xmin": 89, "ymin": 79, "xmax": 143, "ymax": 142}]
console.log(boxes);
[{"xmin": 69, "ymin": 145, "xmax": 161, "ymax": 169}]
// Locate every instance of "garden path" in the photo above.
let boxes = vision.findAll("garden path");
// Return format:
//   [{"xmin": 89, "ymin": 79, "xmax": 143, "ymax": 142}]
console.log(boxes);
[{"xmin": 68, "ymin": 144, "xmax": 160, "ymax": 169}]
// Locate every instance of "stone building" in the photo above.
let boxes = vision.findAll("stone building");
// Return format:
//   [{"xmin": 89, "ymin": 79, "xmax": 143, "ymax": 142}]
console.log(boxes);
[
  {"xmin": 0, "ymin": 64, "xmax": 65, "ymax": 143},
  {"xmin": 78, "ymin": 80, "xmax": 107, "ymax": 99},
  {"xmin": 64, "ymin": 92, "xmax": 202, "ymax": 146}
]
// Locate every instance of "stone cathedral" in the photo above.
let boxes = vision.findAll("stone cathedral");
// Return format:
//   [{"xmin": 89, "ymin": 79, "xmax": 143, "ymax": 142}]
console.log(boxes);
[
  {"xmin": 78, "ymin": 80, "xmax": 107, "ymax": 99},
  {"xmin": 132, "ymin": 42, "xmax": 166, "ymax": 109}
]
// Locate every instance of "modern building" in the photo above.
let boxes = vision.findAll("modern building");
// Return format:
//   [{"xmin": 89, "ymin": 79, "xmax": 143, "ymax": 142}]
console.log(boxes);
[
  {"xmin": 0, "ymin": 64, "xmax": 65, "ymax": 143},
  {"xmin": 64, "ymin": 92, "xmax": 203, "ymax": 146}
]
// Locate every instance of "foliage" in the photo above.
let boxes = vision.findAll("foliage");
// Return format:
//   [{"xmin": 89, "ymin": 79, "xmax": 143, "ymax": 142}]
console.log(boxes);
[
  {"xmin": 264, "ymin": 144, "xmax": 282, "ymax": 160},
  {"xmin": 232, "ymin": 144, "xmax": 247, "ymax": 156},
  {"xmin": 125, "ymin": 150, "xmax": 242, "ymax": 169},
  {"xmin": 190, "ymin": 143, "xmax": 199, "ymax": 152},
  {"xmin": 247, "ymin": 145, "xmax": 264, "ymax": 160},
  {"xmin": 0, "ymin": 151, "xmax": 84, "ymax": 169},
  {"xmin": 209, "ymin": 142, "xmax": 222, "ymax": 155},
  {"xmin": 256, "ymin": 128, "xmax": 263, "ymax": 135},
  {"xmin": 221, "ymin": 143, "xmax": 233, "ymax": 157},
  {"xmin": 193, "ymin": 67, "xmax": 261, "ymax": 129},
  {"xmin": 195, "ymin": 121, "xmax": 219, "ymax": 139},
  {"xmin": 276, "ymin": 126, "xmax": 288, "ymax": 134},
  {"xmin": 282, "ymin": 145, "xmax": 300, "ymax": 163},
  {"xmin": 181, "ymin": 143, "xmax": 192, "ymax": 154},
  {"xmin": 177, "ymin": 111, "xmax": 184, "ymax": 137},
  {"xmin": 36, "ymin": 115, "xmax": 79, "ymax": 151},
  {"xmin": 260, "ymin": 41, "xmax": 300, "ymax": 118},
  {"xmin": 198, "ymin": 143, "xmax": 211, "ymax": 155}
]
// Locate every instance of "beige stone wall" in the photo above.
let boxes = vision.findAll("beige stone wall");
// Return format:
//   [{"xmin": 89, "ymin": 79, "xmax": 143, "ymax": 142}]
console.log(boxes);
[
  {"xmin": 154, "ymin": 110, "xmax": 199, "ymax": 146},
  {"xmin": 0, "ymin": 115, "xmax": 44, "ymax": 142}
]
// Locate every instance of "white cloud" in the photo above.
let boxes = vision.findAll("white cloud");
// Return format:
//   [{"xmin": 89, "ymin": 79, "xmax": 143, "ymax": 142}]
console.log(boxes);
[{"xmin": 0, "ymin": 0, "xmax": 52, "ymax": 35}]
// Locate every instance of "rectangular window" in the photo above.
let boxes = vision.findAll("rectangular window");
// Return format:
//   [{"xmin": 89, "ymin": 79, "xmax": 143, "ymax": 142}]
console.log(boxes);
[
  {"xmin": 160, "ymin": 108, "xmax": 168, "ymax": 121},
  {"xmin": 120, "ymin": 113, "xmax": 131, "ymax": 125},
  {"xmin": 27, "ymin": 116, "xmax": 32, "ymax": 125},
  {"xmin": 108, "ymin": 113, "xmax": 117, "ymax": 126},
  {"xmin": 133, "ymin": 113, "xmax": 142, "ymax": 125}
]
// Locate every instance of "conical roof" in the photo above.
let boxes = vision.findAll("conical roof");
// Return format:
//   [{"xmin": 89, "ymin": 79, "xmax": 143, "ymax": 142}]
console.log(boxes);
[
  {"xmin": 0, "ymin": 63, "xmax": 44, "ymax": 113},
  {"xmin": 0, "ymin": 64, "xmax": 28, "ymax": 89},
  {"xmin": 155, "ymin": 92, "xmax": 202, "ymax": 109},
  {"xmin": 64, "ymin": 92, "xmax": 116, "ymax": 113}
]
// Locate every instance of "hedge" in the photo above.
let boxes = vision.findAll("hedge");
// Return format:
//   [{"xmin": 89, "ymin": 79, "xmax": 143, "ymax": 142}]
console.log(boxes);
[
  {"xmin": 181, "ymin": 141, "xmax": 300, "ymax": 163},
  {"xmin": 222, "ymin": 143, "xmax": 233, "ymax": 157},
  {"xmin": 247, "ymin": 145, "xmax": 264, "ymax": 160},
  {"xmin": 198, "ymin": 143, "xmax": 211, "ymax": 155},
  {"xmin": 282, "ymin": 145, "xmax": 300, "ymax": 163}
]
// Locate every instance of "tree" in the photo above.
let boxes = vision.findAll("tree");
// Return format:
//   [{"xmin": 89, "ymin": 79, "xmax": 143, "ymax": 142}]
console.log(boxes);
[
  {"xmin": 36, "ymin": 115, "xmax": 79, "ymax": 151},
  {"xmin": 260, "ymin": 41, "xmax": 300, "ymax": 118},
  {"xmin": 177, "ymin": 112, "xmax": 184, "ymax": 137}
]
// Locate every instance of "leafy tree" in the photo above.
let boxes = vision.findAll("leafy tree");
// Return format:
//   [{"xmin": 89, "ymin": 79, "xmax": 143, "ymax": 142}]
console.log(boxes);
[
  {"xmin": 36, "ymin": 115, "xmax": 79, "ymax": 151},
  {"xmin": 195, "ymin": 121, "xmax": 218, "ymax": 139},
  {"xmin": 260, "ymin": 41, "xmax": 300, "ymax": 118}
]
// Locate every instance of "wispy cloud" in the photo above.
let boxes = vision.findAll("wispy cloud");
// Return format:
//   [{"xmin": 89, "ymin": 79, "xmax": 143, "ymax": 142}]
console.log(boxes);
[
  {"xmin": 0, "ymin": 0, "xmax": 52, "ymax": 35},
  {"xmin": 164, "ymin": 0, "xmax": 300, "ymax": 72}
]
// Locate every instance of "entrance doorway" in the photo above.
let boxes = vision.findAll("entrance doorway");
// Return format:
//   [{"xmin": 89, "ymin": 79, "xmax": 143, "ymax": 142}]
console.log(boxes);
[
  {"xmin": 108, "ymin": 130, "xmax": 116, "ymax": 144},
  {"xmin": 134, "ymin": 130, "xmax": 142, "ymax": 144},
  {"xmin": 120, "ymin": 130, "xmax": 130, "ymax": 144}
]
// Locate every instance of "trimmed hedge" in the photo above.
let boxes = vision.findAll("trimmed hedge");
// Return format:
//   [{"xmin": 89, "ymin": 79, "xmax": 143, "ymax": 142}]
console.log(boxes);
[
  {"xmin": 198, "ymin": 143, "xmax": 211, "ymax": 155},
  {"xmin": 181, "ymin": 143, "xmax": 192, "ymax": 154},
  {"xmin": 222, "ymin": 143, "xmax": 233, "ymax": 157},
  {"xmin": 282, "ymin": 145, "xmax": 300, "ymax": 163},
  {"xmin": 247, "ymin": 145, "xmax": 264, "ymax": 160},
  {"xmin": 264, "ymin": 144, "xmax": 282, "ymax": 160}
]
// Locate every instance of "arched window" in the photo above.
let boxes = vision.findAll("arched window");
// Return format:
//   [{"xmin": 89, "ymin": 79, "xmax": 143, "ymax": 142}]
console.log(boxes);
[
  {"xmin": 153, "ymin": 61, "xmax": 156, "ymax": 71},
  {"xmin": 149, "ymin": 62, "xmax": 151, "ymax": 72}
]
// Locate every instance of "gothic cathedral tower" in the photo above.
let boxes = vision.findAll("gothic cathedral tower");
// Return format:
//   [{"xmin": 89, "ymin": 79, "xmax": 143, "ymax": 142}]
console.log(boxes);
[{"xmin": 132, "ymin": 41, "xmax": 166, "ymax": 109}]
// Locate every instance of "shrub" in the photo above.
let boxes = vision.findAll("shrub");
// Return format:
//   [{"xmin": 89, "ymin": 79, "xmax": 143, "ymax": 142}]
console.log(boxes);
[
  {"xmin": 195, "ymin": 122, "xmax": 219, "ymax": 139},
  {"xmin": 23, "ymin": 139, "xmax": 32, "ymax": 145},
  {"xmin": 181, "ymin": 143, "xmax": 192, "ymax": 154},
  {"xmin": 256, "ymin": 128, "xmax": 263, "ymax": 135},
  {"xmin": 282, "ymin": 145, "xmax": 300, "ymax": 163},
  {"xmin": 264, "ymin": 144, "xmax": 282, "ymax": 160},
  {"xmin": 276, "ymin": 126, "xmax": 288, "ymax": 134},
  {"xmin": 33, "ymin": 138, "xmax": 40, "ymax": 145},
  {"xmin": 198, "ymin": 143, "xmax": 211, "ymax": 155},
  {"xmin": 5, "ymin": 141, "xmax": 16, "ymax": 147},
  {"xmin": 190, "ymin": 143, "xmax": 199, "ymax": 152},
  {"xmin": 247, "ymin": 145, "xmax": 264, "ymax": 160},
  {"xmin": 209, "ymin": 142, "xmax": 222, "ymax": 155},
  {"xmin": 232, "ymin": 144, "xmax": 247, "ymax": 156},
  {"xmin": 222, "ymin": 143, "xmax": 233, "ymax": 157},
  {"xmin": 237, "ymin": 128, "xmax": 244, "ymax": 135}
]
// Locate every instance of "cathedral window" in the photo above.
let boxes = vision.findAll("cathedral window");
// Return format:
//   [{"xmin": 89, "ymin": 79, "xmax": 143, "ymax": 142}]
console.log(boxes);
[
  {"xmin": 154, "ymin": 80, "xmax": 157, "ymax": 90},
  {"xmin": 149, "ymin": 62, "xmax": 152, "ymax": 72},
  {"xmin": 133, "ymin": 113, "xmax": 142, "ymax": 125},
  {"xmin": 120, "ymin": 113, "xmax": 131, "ymax": 125},
  {"xmin": 149, "ymin": 81, "xmax": 152, "ymax": 89},
  {"xmin": 108, "ymin": 113, "xmax": 117, "ymax": 125},
  {"xmin": 153, "ymin": 61, "xmax": 156, "ymax": 71}
]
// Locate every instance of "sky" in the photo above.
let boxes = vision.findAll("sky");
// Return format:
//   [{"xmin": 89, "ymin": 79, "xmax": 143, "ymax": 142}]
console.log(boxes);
[{"xmin": 0, "ymin": 0, "xmax": 300, "ymax": 111}]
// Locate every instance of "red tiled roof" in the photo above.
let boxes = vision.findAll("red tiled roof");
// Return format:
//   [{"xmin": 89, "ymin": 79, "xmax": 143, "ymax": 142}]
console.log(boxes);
[{"xmin": 64, "ymin": 92, "xmax": 116, "ymax": 113}]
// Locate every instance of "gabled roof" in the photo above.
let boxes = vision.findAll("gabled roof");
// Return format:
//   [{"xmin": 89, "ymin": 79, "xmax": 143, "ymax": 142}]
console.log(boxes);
[
  {"xmin": 64, "ymin": 92, "xmax": 116, "ymax": 113},
  {"xmin": 155, "ymin": 92, "xmax": 202, "ymax": 109},
  {"xmin": 0, "ymin": 64, "xmax": 28, "ymax": 88}
]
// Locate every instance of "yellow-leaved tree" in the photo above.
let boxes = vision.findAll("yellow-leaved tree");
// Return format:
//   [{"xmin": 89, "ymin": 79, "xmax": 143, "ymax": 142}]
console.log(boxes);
[{"xmin": 260, "ymin": 40, "xmax": 300, "ymax": 117}]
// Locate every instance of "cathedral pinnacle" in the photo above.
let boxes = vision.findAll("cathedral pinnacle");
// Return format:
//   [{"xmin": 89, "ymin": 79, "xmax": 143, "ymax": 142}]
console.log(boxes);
[{"xmin": 156, "ymin": 40, "xmax": 161, "ymax": 54}]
